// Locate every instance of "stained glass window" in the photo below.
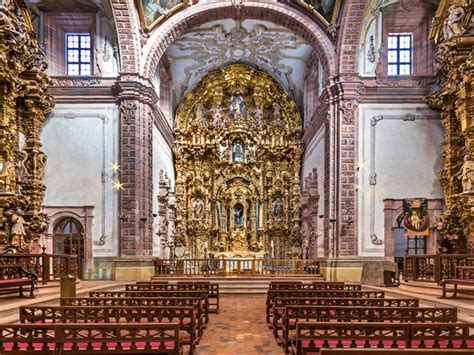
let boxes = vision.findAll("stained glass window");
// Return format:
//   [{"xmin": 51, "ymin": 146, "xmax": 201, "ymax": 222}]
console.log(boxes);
[
  {"xmin": 387, "ymin": 34, "xmax": 412, "ymax": 76},
  {"xmin": 66, "ymin": 33, "xmax": 92, "ymax": 76}
]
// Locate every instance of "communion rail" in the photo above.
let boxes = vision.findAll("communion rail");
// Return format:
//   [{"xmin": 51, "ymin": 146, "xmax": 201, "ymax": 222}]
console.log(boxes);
[
  {"xmin": 0, "ymin": 253, "xmax": 78, "ymax": 284},
  {"xmin": 403, "ymin": 254, "xmax": 472, "ymax": 284},
  {"xmin": 155, "ymin": 258, "xmax": 321, "ymax": 276}
]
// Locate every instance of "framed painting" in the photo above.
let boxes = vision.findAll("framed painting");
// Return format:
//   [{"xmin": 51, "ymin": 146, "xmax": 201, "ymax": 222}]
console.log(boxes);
[
  {"xmin": 296, "ymin": 0, "xmax": 342, "ymax": 26},
  {"xmin": 136, "ymin": 0, "xmax": 191, "ymax": 32}
]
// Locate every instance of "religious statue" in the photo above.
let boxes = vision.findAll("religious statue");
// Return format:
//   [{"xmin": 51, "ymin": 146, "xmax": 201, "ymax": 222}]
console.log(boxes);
[
  {"xmin": 229, "ymin": 94, "xmax": 247, "ymax": 119},
  {"xmin": 10, "ymin": 212, "xmax": 26, "ymax": 250},
  {"xmin": 272, "ymin": 198, "xmax": 285, "ymax": 219},
  {"xmin": 458, "ymin": 156, "xmax": 474, "ymax": 193},
  {"xmin": 0, "ymin": 160, "xmax": 16, "ymax": 193},
  {"xmin": 232, "ymin": 140, "xmax": 245, "ymax": 163},
  {"xmin": 195, "ymin": 103, "xmax": 208, "ymax": 127},
  {"xmin": 272, "ymin": 102, "xmax": 282, "ymax": 121},
  {"xmin": 211, "ymin": 105, "xmax": 224, "ymax": 127},
  {"xmin": 192, "ymin": 198, "xmax": 204, "ymax": 220},
  {"xmin": 253, "ymin": 105, "xmax": 264, "ymax": 127},
  {"xmin": 443, "ymin": 4, "xmax": 467, "ymax": 40},
  {"xmin": 234, "ymin": 204, "xmax": 244, "ymax": 226}
]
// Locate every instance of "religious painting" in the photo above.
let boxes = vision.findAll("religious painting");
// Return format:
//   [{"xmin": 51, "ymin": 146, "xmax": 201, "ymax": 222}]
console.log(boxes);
[
  {"xmin": 298, "ymin": 0, "xmax": 341, "ymax": 25},
  {"xmin": 402, "ymin": 199, "xmax": 430, "ymax": 236},
  {"xmin": 137, "ymin": 0, "xmax": 189, "ymax": 32}
]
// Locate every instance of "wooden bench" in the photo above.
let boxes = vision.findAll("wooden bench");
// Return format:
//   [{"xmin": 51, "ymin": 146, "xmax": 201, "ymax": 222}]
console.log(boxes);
[
  {"xmin": 0, "ymin": 323, "xmax": 183, "ymax": 354},
  {"xmin": 0, "ymin": 265, "xmax": 36, "ymax": 298},
  {"xmin": 441, "ymin": 266, "xmax": 474, "ymax": 299},
  {"xmin": 280, "ymin": 305, "xmax": 458, "ymax": 351},
  {"xmin": 271, "ymin": 297, "xmax": 420, "ymax": 331},
  {"xmin": 266, "ymin": 290, "xmax": 385, "ymax": 325},
  {"xmin": 128, "ymin": 281, "xmax": 220, "ymax": 314},
  {"xmin": 291, "ymin": 322, "xmax": 474, "ymax": 355},
  {"xmin": 320, "ymin": 350, "xmax": 474, "ymax": 354},
  {"xmin": 20, "ymin": 306, "xmax": 198, "ymax": 354},
  {"xmin": 89, "ymin": 290, "xmax": 210, "ymax": 324},
  {"xmin": 268, "ymin": 282, "xmax": 360, "ymax": 291},
  {"xmin": 60, "ymin": 297, "xmax": 205, "ymax": 336}
]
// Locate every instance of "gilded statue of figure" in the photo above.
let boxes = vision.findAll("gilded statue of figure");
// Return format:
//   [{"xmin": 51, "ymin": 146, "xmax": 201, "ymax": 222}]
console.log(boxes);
[
  {"xmin": 0, "ymin": 160, "xmax": 16, "ymax": 193},
  {"xmin": 272, "ymin": 198, "xmax": 285, "ymax": 219},
  {"xmin": 229, "ymin": 95, "xmax": 247, "ymax": 119},
  {"xmin": 11, "ymin": 212, "xmax": 26, "ymax": 250},
  {"xmin": 443, "ymin": 4, "xmax": 467, "ymax": 40},
  {"xmin": 211, "ymin": 105, "xmax": 224, "ymax": 126},
  {"xmin": 272, "ymin": 102, "xmax": 282, "ymax": 121},
  {"xmin": 192, "ymin": 198, "xmax": 204, "ymax": 220},
  {"xmin": 458, "ymin": 156, "xmax": 474, "ymax": 193},
  {"xmin": 195, "ymin": 103, "xmax": 208, "ymax": 126}
]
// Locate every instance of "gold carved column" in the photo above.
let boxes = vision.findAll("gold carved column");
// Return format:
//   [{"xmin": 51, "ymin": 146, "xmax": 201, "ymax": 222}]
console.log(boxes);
[
  {"xmin": 0, "ymin": 1, "xmax": 53, "ymax": 251},
  {"xmin": 428, "ymin": 1, "xmax": 474, "ymax": 253}
]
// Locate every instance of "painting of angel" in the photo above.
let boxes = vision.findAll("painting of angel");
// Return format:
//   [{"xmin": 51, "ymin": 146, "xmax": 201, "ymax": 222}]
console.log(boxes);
[{"xmin": 303, "ymin": 0, "xmax": 338, "ymax": 23}]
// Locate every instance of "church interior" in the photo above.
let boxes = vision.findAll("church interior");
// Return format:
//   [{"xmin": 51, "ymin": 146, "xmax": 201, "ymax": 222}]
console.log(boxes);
[{"xmin": 0, "ymin": 0, "xmax": 473, "ymax": 353}]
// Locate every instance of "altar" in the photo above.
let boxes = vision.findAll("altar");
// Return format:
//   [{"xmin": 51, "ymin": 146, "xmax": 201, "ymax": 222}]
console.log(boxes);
[{"xmin": 173, "ymin": 65, "xmax": 303, "ymax": 259}]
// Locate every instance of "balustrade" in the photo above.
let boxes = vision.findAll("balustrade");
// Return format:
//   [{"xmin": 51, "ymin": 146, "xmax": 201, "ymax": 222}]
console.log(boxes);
[
  {"xmin": 403, "ymin": 254, "xmax": 472, "ymax": 284},
  {"xmin": 0, "ymin": 253, "xmax": 78, "ymax": 284},
  {"xmin": 154, "ymin": 258, "xmax": 321, "ymax": 277}
]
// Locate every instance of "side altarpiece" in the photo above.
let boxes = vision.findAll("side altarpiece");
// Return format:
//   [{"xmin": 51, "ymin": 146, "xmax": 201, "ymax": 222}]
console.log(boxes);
[{"xmin": 174, "ymin": 64, "xmax": 303, "ymax": 259}]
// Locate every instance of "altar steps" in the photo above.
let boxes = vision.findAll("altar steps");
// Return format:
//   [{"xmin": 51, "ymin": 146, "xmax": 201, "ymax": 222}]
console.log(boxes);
[{"xmin": 150, "ymin": 275, "xmax": 325, "ymax": 294}]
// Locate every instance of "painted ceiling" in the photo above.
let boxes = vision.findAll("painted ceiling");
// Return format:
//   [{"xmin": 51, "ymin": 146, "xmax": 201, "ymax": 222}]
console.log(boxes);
[{"xmin": 165, "ymin": 19, "xmax": 314, "ymax": 107}]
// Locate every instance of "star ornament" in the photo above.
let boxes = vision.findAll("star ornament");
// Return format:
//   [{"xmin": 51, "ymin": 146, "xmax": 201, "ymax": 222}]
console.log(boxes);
[
  {"xmin": 111, "ymin": 163, "xmax": 121, "ymax": 172},
  {"xmin": 113, "ymin": 180, "xmax": 125, "ymax": 190}
]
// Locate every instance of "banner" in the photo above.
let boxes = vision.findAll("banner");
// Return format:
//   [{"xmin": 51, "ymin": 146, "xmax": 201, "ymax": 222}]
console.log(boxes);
[{"xmin": 403, "ymin": 199, "xmax": 430, "ymax": 236}]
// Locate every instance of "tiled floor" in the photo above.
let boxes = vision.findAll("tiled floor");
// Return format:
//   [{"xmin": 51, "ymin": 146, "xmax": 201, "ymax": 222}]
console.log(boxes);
[{"xmin": 195, "ymin": 294, "xmax": 283, "ymax": 354}]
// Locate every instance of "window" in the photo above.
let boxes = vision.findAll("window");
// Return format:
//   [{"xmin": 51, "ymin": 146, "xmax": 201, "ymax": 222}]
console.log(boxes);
[
  {"xmin": 387, "ymin": 34, "xmax": 412, "ymax": 76},
  {"xmin": 66, "ymin": 33, "xmax": 92, "ymax": 76}
]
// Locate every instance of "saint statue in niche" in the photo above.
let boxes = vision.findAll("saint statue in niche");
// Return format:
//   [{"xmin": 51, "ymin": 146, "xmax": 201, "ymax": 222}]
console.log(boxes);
[
  {"xmin": 272, "ymin": 198, "xmax": 285, "ymax": 219},
  {"xmin": 229, "ymin": 94, "xmax": 247, "ymax": 119},
  {"xmin": 234, "ymin": 204, "xmax": 244, "ymax": 226},
  {"xmin": 443, "ymin": 4, "xmax": 467, "ymax": 40},
  {"xmin": 192, "ymin": 198, "xmax": 204, "ymax": 220},
  {"xmin": 195, "ymin": 103, "xmax": 208, "ymax": 127},
  {"xmin": 211, "ymin": 105, "xmax": 224, "ymax": 127},
  {"xmin": 272, "ymin": 102, "xmax": 282, "ymax": 121},
  {"xmin": 232, "ymin": 140, "xmax": 245, "ymax": 163},
  {"xmin": 253, "ymin": 105, "xmax": 264, "ymax": 127}
]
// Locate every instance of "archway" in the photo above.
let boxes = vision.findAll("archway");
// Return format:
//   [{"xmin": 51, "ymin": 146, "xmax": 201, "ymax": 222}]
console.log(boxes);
[
  {"xmin": 53, "ymin": 218, "xmax": 85, "ymax": 278},
  {"xmin": 174, "ymin": 64, "xmax": 303, "ymax": 259}
]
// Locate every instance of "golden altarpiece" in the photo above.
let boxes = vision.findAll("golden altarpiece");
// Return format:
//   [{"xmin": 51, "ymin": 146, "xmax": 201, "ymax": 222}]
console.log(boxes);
[
  {"xmin": 174, "ymin": 64, "xmax": 303, "ymax": 259},
  {"xmin": 0, "ymin": 0, "xmax": 52, "ymax": 252}
]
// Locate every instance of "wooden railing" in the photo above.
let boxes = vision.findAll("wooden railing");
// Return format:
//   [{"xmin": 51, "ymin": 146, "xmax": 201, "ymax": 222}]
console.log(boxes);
[
  {"xmin": 403, "ymin": 254, "xmax": 472, "ymax": 284},
  {"xmin": 0, "ymin": 253, "xmax": 78, "ymax": 284},
  {"xmin": 155, "ymin": 258, "xmax": 321, "ymax": 276}
]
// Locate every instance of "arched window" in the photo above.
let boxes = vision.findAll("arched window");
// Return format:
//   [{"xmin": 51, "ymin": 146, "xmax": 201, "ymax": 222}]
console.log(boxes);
[{"xmin": 53, "ymin": 218, "xmax": 85, "ymax": 278}]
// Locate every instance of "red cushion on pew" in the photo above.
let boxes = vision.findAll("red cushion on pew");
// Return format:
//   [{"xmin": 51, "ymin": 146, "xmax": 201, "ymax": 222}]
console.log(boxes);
[{"xmin": 0, "ymin": 278, "xmax": 31, "ymax": 285}]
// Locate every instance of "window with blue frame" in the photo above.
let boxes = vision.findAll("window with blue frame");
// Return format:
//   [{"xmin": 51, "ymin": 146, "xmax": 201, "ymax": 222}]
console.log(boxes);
[
  {"xmin": 387, "ymin": 33, "xmax": 412, "ymax": 76},
  {"xmin": 66, "ymin": 33, "xmax": 92, "ymax": 76}
]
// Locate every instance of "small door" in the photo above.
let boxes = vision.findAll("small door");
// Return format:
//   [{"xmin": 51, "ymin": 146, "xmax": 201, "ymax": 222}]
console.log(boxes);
[{"xmin": 53, "ymin": 218, "xmax": 85, "ymax": 278}]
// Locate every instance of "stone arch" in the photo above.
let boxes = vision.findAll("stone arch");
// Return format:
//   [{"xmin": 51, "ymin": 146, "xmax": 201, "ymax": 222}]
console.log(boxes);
[{"xmin": 142, "ymin": 1, "xmax": 337, "ymax": 81}]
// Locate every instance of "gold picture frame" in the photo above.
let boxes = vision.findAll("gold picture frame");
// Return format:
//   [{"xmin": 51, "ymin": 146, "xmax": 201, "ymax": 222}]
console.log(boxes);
[
  {"xmin": 136, "ymin": 0, "xmax": 193, "ymax": 33},
  {"xmin": 295, "ymin": 0, "xmax": 342, "ymax": 27}
]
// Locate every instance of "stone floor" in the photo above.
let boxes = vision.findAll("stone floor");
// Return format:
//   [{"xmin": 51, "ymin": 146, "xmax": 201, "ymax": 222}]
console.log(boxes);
[{"xmin": 195, "ymin": 294, "xmax": 283, "ymax": 355}]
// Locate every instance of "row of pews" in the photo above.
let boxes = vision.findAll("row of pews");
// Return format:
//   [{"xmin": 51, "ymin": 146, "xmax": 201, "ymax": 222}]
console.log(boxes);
[
  {"xmin": 266, "ymin": 280, "xmax": 474, "ymax": 355},
  {"xmin": 0, "ymin": 280, "xmax": 219, "ymax": 354}
]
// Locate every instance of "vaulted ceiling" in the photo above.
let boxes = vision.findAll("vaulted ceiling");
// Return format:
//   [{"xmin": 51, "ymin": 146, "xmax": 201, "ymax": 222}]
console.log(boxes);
[{"xmin": 165, "ymin": 19, "xmax": 314, "ymax": 107}]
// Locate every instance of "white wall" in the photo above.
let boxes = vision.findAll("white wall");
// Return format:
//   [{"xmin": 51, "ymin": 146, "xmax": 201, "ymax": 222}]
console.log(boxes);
[
  {"xmin": 302, "ymin": 126, "xmax": 326, "ymax": 253},
  {"xmin": 41, "ymin": 104, "xmax": 119, "ymax": 257},
  {"xmin": 152, "ymin": 124, "xmax": 175, "ymax": 256},
  {"xmin": 358, "ymin": 104, "xmax": 443, "ymax": 256}
]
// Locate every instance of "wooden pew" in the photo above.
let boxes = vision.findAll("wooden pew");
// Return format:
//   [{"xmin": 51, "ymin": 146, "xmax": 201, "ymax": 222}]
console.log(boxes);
[
  {"xmin": 19, "ymin": 306, "xmax": 198, "ymax": 354},
  {"xmin": 266, "ymin": 290, "xmax": 385, "ymax": 326},
  {"xmin": 89, "ymin": 290, "xmax": 210, "ymax": 323},
  {"xmin": 271, "ymin": 297, "xmax": 420, "ymax": 331},
  {"xmin": 0, "ymin": 265, "xmax": 36, "ymax": 298},
  {"xmin": 0, "ymin": 323, "xmax": 183, "ymax": 354},
  {"xmin": 267, "ymin": 282, "xmax": 361, "ymax": 291},
  {"xmin": 61, "ymin": 297, "xmax": 205, "ymax": 335},
  {"xmin": 279, "ymin": 305, "xmax": 458, "ymax": 351},
  {"xmin": 291, "ymin": 322, "xmax": 474, "ymax": 355},
  {"xmin": 127, "ymin": 281, "xmax": 220, "ymax": 314},
  {"xmin": 320, "ymin": 350, "xmax": 474, "ymax": 354},
  {"xmin": 441, "ymin": 265, "xmax": 474, "ymax": 299}
]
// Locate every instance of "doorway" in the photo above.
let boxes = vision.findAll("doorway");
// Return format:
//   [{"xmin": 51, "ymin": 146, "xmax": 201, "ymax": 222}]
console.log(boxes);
[{"xmin": 53, "ymin": 218, "xmax": 85, "ymax": 278}]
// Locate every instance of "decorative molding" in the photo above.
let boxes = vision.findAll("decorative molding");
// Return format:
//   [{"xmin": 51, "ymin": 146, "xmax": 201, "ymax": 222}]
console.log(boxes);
[
  {"xmin": 120, "ymin": 101, "xmax": 138, "ymax": 126},
  {"xmin": 367, "ymin": 35, "xmax": 376, "ymax": 63},
  {"xmin": 50, "ymin": 78, "xmax": 103, "ymax": 87}
]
